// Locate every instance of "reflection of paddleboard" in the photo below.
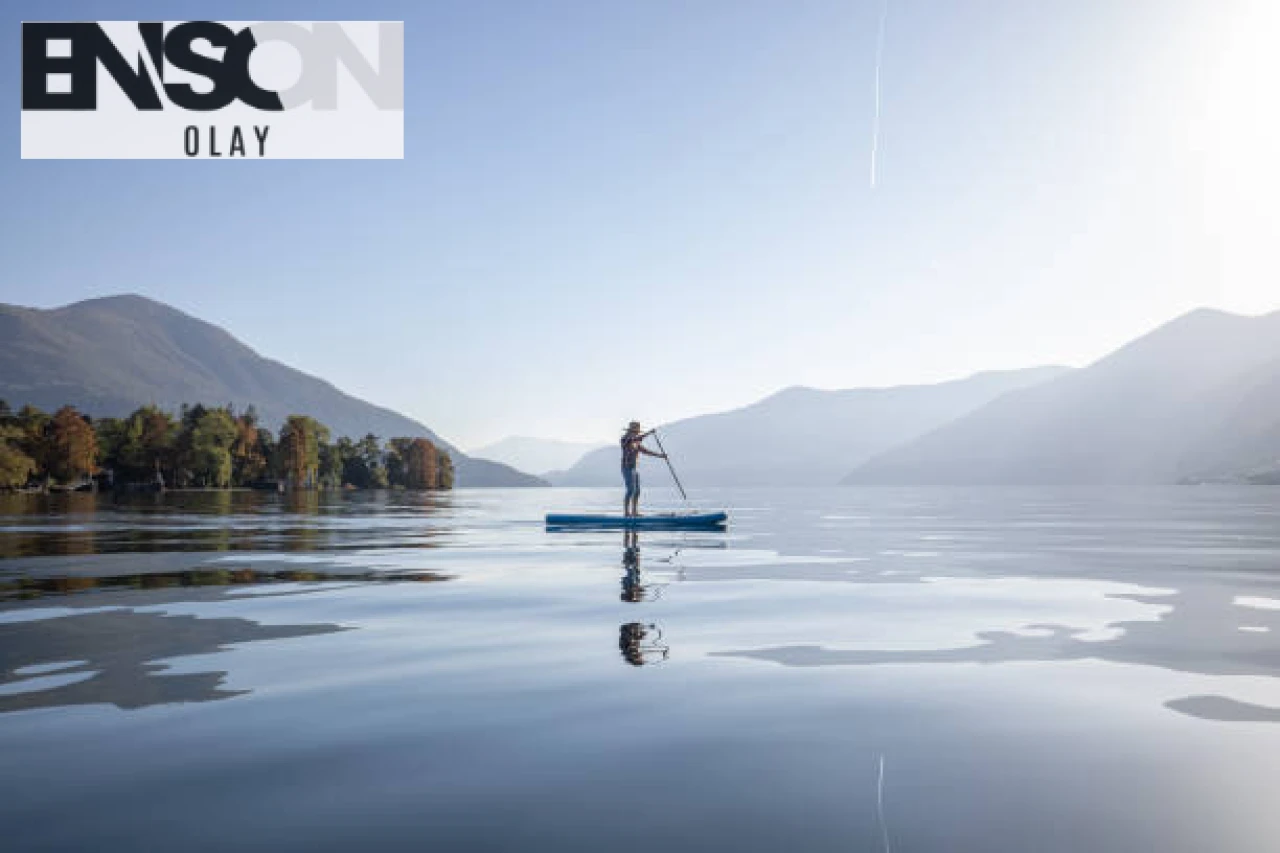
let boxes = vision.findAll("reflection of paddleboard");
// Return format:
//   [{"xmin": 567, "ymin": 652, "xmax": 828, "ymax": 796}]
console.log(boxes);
[{"xmin": 545, "ymin": 511, "xmax": 728, "ymax": 530}]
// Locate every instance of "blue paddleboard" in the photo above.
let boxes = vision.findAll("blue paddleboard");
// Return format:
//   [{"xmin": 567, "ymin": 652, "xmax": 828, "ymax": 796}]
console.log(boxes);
[{"xmin": 545, "ymin": 511, "xmax": 728, "ymax": 530}]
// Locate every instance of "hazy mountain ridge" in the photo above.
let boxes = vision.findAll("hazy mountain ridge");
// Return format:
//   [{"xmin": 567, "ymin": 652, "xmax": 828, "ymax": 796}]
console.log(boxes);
[
  {"xmin": 468, "ymin": 436, "xmax": 606, "ymax": 477},
  {"xmin": 0, "ymin": 295, "xmax": 544, "ymax": 487},
  {"xmin": 10, "ymin": 297, "xmax": 1273, "ymax": 489},
  {"xmin": 1173, "ymin": 351, "xmax": 1280, "ymax": 480},
  {"xmin": 549, "ymin": 366, "xmax": 1071, "ymax": 487},
  {"xmin": 843, "ymin": 308, "xmax": 1280, "ymax": 485}
]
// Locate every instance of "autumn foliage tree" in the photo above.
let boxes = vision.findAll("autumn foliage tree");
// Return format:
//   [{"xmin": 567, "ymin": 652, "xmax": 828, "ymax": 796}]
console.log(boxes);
[
  {"xmin": 1, "ymin": 400, "xmax": 453, "ymax": 491},
  {"xmin": 278, "ymin": 415, "xmax": 329, "ymax": 489},
  {"xmin": 387, "ymin": 437, "xmax": 451, "ymax": 489},
  {"xmin": 230, "ymin": 409, "xmax": 269, "ymax": 485},
  {"xmin": 47, "ymin": 406, "xmax": 98, "ymax": 483},
  {"xmin": 405, "ymin": 438, "xmax": 439, "ymax": 489}
]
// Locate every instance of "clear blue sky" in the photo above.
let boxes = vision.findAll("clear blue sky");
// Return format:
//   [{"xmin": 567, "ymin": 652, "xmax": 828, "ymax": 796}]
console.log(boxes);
[{"xmin": 3, "ymin": 1, "xmax": 1277, "ymax": 447}]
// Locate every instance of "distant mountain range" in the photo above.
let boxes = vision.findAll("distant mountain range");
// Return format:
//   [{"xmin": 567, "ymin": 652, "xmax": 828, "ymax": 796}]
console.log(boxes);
[
  {"xmin": 843, "ymin": 308, "xmax": 1280, "ymax": 485},
  {"xmin": 7, "ymin": 297, "xmax": 1275, "ymax": 488},
  {"xmin": 0, "ymin": 295, "xmax": 543, "ymax": 487},
  {"xmin": 549, "ymin": 367, "xmax": 1070, "ymax": 487},
  {"xmin": 469, "ymin": 436, "xmax": 606, "ymax": 477}
]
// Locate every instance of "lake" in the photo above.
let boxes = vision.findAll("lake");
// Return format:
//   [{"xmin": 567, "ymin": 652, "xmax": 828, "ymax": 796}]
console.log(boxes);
[{"xmin": 1, "ymin": 486, "xmax": 1278, "ymax": 852}]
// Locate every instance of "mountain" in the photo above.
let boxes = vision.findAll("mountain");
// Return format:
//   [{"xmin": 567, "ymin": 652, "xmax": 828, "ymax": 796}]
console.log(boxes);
[
  {"xmin": 0, "ymin": 295, "xmax": 544, "ymax": 487},
  {"xmin": 843, "ymin": 308, "xmax": 1280, "ymax": 485},
  {"xmin": 468, "ymin": 436, "xmax": 605, "ymax": 477},
  {"xmin": 548, "ymin": 367, "xmax": 1070, "ymax": 487}
]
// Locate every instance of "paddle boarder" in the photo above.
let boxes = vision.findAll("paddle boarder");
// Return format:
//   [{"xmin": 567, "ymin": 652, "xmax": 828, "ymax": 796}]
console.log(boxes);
[{"xmin": 621, "ymin": 421, "xmax": 667, "ymax": 517}]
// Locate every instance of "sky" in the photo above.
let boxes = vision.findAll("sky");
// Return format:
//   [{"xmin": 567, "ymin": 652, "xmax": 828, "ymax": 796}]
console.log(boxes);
[{"xmin": 2, "ymin": 0, "xmax": 1277, "ymax": 449}]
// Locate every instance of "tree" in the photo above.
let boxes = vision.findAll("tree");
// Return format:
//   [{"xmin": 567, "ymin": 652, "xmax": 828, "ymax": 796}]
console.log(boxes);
[
  {"xmin": 47, "ymin": 406, "xmax": 98, "ymax": 483},
  {"xmin": 170, "ymin": 404, "xmax": 213, "ymax": 486},
  {"xmin": 188, "ymin": 408, "xmax": 238, "ymax": 487},
  {"xmin": 385, "ymin": 439, "xmax": 408, "ymax": 487},
  {"xmin": 318, "ymin": 439, "xmax": 344, "ymax": 489},
  {"xmin": 386, "ymin": 437, "xmax": 450, "ymax": 489},
  {"xmin": 231, "ymin": 412, "xmax": 268, "ymax": 485},
  {"xmin": 0, "ymin": 399, "xmax": 453, "ymax": 491},
  {"xmin": 411, "ymin": 439, "xmax": 439, "ymax": 489},
  {"xmin": 359, "ymin": 433, "xmax": 388, "ymax": 488},
  {"xmin": 94, "ymin": 417, "xmax": 127, "ymax": 464},
  {"xmin": 14, "ymin": 405, "xmax": 50, "ymax": 476},
  {"xmin": 278, "ymin": 416, "xmax": 330, "ymax": 489},
  {"xmin": 438, "ymin": 452, "xmax": 455, "ymax": 489},
  {"xmin": 0, "ymin": 424, "xmax": 36, "ymax": 488},
  {"xmin": 257, "ymin": 427, "xmax": 278, "ymax": 481},
  {"xmin": 336, "ymin": 434, "xmax": 386, "ymax": 488},
  {"xmin": 335, "ymin": 436, "xmax": 364, "ymax": 487},
  {"xmin": 111, "ymin": 406, "xmax": 177, "ymax": 484},
  {"xmin": 180, "ymin": 403, "xmax": 209, "ymax": 428}
]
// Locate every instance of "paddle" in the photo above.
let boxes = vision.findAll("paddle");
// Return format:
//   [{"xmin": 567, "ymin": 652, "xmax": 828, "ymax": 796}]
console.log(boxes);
[{"xmin": 649, "ymin": 429, "xmax": 688, "ymax": 503}]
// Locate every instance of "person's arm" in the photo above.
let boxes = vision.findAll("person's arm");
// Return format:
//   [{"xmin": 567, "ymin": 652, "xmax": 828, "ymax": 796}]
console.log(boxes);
[{"xmin": 638, "ymin": 444, "xmax": 667, "ymax": 459}]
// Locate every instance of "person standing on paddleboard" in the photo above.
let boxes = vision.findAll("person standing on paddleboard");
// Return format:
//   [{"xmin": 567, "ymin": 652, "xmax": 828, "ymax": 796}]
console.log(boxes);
[{"xmin": 621, "ymin": 421, "xmax": 667, "ymax": 517}]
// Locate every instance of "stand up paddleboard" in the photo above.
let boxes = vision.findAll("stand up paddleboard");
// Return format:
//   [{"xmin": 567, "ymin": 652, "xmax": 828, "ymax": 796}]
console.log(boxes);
[
  {"xmin": 545, "ymin": 511, "xmax": 728, "ymax": 531},
  {"xmin": 547, "ymin": 428, "xmax": 726, "ymax": 530}
]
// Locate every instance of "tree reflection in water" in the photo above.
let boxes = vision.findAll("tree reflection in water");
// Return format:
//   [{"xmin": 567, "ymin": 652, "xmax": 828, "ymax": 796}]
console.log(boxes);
[
  {"xmin": 0, "ymin": 608, "xmax": 344, "ymax": 714},
  {"xmin": 0, "ymin": 490, "xmax": 455, "ymax": 558},
  {"xmin": 1, "ymin": 567, "xmax": 450, "ymax": 603},
  {"xmin": 0, "ymin": 568, "xmax": 450, "ymax": 713}
]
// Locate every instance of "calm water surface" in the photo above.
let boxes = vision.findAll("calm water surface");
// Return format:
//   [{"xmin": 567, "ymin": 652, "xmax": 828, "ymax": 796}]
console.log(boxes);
[{"xmin": 1, "ymin": 486, "xmax": 1278, "ymax": 852}]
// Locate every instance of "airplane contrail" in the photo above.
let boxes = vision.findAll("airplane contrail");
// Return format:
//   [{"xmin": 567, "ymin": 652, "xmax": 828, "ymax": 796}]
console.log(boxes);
[
  {"xmin": 876, "ymin": 753, "xmax": 892, "ymax": 853},
  {"xmin": 870, "ymin": 0, "xmax": 889, "ymax": 188}
]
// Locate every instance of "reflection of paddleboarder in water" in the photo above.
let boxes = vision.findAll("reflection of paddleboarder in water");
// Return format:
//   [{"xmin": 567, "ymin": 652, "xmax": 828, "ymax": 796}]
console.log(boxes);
[
  {"xmin": 621, "ymin": 529, "xmax": 643, "ymax": 602},
  {"xmin": 621, "ymin": 529, "xmax": 671, "ymax": 603},
  {"xmin": 618, "ymin": 530, "xmax": 669, "ymax": 665},
  {"xmin": 619, "ymin": 622, "xmax": 648, "ymax": 666},
  {"xmin": 618, "ymin": 621, "xmax": 668, "ymax": 666}
]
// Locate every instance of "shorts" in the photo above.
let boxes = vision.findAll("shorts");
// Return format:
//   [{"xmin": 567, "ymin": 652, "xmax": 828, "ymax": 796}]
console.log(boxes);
[{"xmin": 622, "ymin": 466, "xmax": 640, "ymax": 501}]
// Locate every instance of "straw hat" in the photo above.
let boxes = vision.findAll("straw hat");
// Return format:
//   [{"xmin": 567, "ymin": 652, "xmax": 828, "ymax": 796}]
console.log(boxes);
[{"xmin": 625, "ymin": 421, "xmax": 642, "ymax": 433}]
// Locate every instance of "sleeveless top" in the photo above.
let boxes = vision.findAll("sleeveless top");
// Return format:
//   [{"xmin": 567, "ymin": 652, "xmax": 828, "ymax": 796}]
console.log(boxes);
[{"xmin": 621, "ymin": 434, "xmax": 642, "ymax": 469}]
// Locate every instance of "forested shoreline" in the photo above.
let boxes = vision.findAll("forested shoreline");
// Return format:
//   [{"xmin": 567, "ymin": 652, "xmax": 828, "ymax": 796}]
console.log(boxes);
[{"xmin": 0, "ymin": 400, "xmax": 453, "ymax": 491}]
